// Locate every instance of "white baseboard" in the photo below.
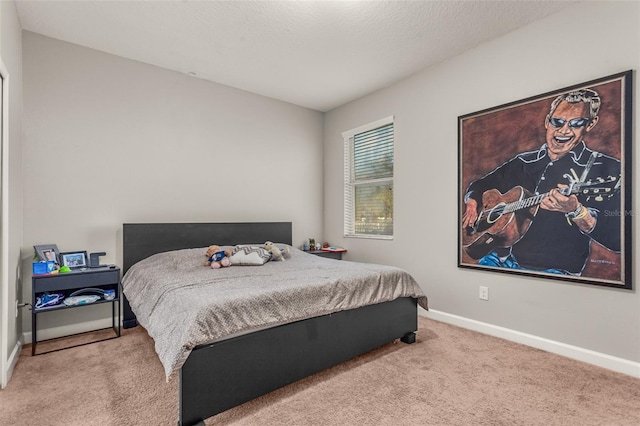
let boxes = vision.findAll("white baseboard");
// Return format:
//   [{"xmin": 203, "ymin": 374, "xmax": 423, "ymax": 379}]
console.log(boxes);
[
  {"xmin": 4, "ymin": 340, "xmax": 22, "ymax": 388},
  {"xmin": 21, "ymin": 318, "xmax": 116, "ymax": 346},
  {"xmin": 18, "ymin": 311, "xmax": 640, "ymax": 379},
  {"xmin": 419, "ymin": 308, "xmax": 640, "ymax": 379}
]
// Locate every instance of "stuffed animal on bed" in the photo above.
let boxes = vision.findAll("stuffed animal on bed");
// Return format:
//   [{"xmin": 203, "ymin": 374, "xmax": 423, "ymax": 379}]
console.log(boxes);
[
  {"xmin": 264, "ymin": 241, "xmax": 290, "ymax": 262},
  {"xmin": 204, "ymin": 245, "xmax": 231, "ymax": 269}
]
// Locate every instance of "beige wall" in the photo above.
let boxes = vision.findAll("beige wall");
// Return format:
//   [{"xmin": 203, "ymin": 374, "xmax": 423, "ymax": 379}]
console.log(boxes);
[
  {"xmin": 0, "ymin": 0, "xmax": 24, "ymax": 387},
  {"xmin": 21, "ymin": 32, "xmax": 324, "ymax": 333},
  {"xmin": 324, "ymin": 1, "xmax": 640, "ymax": 362}
]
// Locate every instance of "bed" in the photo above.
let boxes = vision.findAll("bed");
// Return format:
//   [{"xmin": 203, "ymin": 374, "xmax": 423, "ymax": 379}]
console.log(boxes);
[{"xmin": 121, "ymin": 222, "xmax": 428, "ymax": 426}]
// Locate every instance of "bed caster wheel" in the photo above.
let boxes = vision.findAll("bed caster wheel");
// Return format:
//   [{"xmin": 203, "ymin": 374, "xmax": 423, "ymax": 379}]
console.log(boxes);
[{"xmin": 400, "ymin": 332, "xmax": 416, "ymax": 344}]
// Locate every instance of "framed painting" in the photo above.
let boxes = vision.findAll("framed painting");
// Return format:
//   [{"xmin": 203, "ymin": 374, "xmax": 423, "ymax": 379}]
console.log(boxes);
[{"xmin": 458, "ymin": 70, "xmax": 632, "ymax": 289}]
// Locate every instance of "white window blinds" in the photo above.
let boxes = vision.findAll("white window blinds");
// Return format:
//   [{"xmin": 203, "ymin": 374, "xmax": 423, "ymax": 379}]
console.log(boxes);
[{"xmin": 343, "ymin": 117, "xmax": 394, "ymax": 239}]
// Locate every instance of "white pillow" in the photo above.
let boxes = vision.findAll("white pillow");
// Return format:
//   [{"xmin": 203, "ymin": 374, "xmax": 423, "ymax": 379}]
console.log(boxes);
[{"xmin": 229, "ymin": 245, "xmax": 271, "ymax": 265}]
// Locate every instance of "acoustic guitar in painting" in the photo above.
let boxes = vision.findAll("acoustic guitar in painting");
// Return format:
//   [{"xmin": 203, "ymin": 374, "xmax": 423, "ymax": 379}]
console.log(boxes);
[{"xmin": 462, "ymin": 175, "xmax": 620, "ymax": 260}]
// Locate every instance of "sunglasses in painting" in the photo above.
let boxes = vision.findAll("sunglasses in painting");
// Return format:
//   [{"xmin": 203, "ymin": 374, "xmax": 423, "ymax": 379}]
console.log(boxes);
[{"xmin": 548, "ymin": 117, "xmax": 591, "ymax": 129}]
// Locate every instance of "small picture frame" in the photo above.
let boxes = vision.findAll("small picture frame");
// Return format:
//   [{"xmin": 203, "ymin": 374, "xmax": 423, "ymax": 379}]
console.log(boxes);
[
  {"xmin": 34, "ymin": 244, "xmax": 60, "ymax": 264},
  {"xmin": 60, "ymin": 251, "xmax": 88, "ymax": 269}
]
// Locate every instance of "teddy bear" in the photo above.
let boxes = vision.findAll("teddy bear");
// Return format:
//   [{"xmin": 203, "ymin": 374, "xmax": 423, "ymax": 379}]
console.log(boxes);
[
  {"xmin": 264, "ymin": 241, "xmax": 290, "ymax": 262},
  {"xmin": 204, "ymin": 245, "xmax": 231, "ymax": 269}
]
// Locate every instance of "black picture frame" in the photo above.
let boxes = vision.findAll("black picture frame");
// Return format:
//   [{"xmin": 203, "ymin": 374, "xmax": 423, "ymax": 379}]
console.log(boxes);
[
  {"xmin": 34, "ymin": 244, "xmax": 60, "ymax": 264},
  {"xmin": 458, "ymin": 70, "xmax": 632, "ymax": 289},
  {"xmin": 60, "ymin": 251, "xmax": 88, "ymax": 269}
]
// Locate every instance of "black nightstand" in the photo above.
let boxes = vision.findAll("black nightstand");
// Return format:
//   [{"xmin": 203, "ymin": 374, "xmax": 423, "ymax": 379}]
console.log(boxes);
[
  {"xmin": 31, "ymin": 266, "xmax": 121, "ymax": 355},
  {"xmin": 305, "ymin": 250, "xmax": 346, "ymax": 260}
]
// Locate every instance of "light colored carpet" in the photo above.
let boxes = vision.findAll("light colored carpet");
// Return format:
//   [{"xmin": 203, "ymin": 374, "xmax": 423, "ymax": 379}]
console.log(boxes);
[{"xmin": 1, "ymin": 317, "xmax": 638, "ymax": 425}]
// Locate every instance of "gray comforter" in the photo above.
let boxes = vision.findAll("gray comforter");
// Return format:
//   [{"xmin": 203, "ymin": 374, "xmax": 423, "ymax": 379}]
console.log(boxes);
[{"xmin": 122, "ymin": 246, "xmax": 428, "ymax": 379}]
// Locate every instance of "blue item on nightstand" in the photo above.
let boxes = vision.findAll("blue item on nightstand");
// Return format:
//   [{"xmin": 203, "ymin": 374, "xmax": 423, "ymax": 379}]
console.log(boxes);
[{"xmin": 32, "ymin": 261, "xmax": 55, "ymax": 275}]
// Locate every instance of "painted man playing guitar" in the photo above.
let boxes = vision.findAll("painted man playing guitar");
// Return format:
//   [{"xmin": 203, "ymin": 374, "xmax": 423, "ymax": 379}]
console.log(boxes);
[{"xmin": 462, "ymin": 89, "xmax": 621, "ymax": 276}]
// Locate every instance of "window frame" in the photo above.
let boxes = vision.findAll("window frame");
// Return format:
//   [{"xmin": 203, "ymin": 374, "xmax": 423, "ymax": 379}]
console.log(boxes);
[{"xmin": 342, "ymin": 116, "xmax": 394, "ymax": 240}]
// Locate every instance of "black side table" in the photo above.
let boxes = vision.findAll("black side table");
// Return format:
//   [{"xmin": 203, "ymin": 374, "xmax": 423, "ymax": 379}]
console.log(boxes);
[
  {"xmin": 304, "ymin": 250, "xmax": 346, "ymax": 260},
  {"xmin": 31, "ymin": 266, "xmax": 121, "ymax": 355}
]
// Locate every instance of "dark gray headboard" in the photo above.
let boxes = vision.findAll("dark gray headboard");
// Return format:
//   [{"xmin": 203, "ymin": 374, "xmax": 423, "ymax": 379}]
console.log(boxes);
[{"xmin": 122, "ymin": 222, "xmax": 292, "ymax": 274}]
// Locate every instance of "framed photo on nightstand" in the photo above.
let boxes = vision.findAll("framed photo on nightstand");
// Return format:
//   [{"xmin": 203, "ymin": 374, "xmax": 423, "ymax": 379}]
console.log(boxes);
[
  {"xmin": 34, "ymin": 244, "xmax": 60, "ymax": 264},
  {"xmin": 60, "ymin": 251, "xmax": 88, "ymax": 269}
]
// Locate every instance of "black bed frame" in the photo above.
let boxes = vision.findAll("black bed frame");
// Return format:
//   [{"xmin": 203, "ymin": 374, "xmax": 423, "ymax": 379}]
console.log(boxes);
[{"xmin": 122, "ymin": 222, "xmax": 418, "ymax": 426}]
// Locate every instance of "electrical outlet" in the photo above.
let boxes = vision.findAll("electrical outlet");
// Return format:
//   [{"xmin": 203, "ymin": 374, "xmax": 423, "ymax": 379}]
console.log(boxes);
[{"xmin": 479, "ymin": 286, "xmax": 489, "ymax": 301}]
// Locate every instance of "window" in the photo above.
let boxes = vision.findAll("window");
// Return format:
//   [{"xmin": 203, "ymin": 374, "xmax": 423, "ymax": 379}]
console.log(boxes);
[{"xmin": 343, "ymin": 116, "xmax": 394, "ymax": 239}]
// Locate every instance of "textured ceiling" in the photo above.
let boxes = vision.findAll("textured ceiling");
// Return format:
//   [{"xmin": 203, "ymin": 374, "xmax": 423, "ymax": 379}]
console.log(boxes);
[{"xmin": 15, "ymin": 0, "xmax": 575, "ymax": 112}]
